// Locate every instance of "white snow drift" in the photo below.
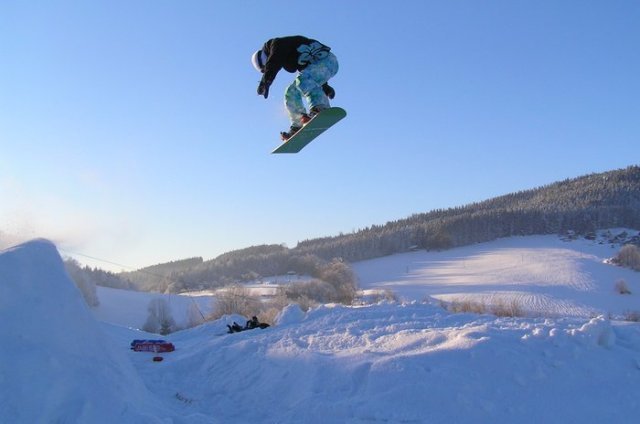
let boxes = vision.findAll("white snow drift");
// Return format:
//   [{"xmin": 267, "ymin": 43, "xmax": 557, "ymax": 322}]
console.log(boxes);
[{"xmin": 2, "ymin": 237, "xmax": 640, "ymax": 423}]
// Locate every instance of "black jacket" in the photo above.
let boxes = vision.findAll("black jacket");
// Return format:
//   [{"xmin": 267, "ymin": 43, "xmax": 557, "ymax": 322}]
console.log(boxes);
[{"xmin": 260, "ymin": 36, "xmax": 331, "ymax": 88}]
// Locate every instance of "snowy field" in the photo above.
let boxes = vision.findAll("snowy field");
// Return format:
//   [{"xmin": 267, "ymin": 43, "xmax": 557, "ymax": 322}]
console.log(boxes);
[
  {"xmin": 93, "ymin": 286, "xmax": 214, "ymax": 330},
  {"xmin": 94, "ymin": 230, "xmax": 640, "ymax": 331},
  {"xmin": 354, "ymin": 231, "xmax": 640, "ymax": 318},
  {"xmin": 2, "ymin": 235, "xmax": 640, "ymax": 423}
]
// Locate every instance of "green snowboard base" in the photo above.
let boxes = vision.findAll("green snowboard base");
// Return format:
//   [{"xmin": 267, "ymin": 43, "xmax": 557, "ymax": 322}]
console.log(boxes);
[{"xmin": 272, "ymin": 107, "xmax": 347, "ymax": 154}]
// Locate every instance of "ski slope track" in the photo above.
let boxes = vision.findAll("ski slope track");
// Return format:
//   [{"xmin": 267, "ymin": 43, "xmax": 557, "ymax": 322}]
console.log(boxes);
[{"xmin": 2, "ymin": 235, "xmax": 640, "ymax": 423}]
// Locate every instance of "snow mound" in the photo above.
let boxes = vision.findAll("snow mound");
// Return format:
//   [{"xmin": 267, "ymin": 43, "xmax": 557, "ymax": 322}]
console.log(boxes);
[
  {"xmin": 567, "ymin": 316, "xmax": 617, "ymax": 348},
  {"xmin": 138, "ymin": 302, "xmax": 640, "ymax": 423},
  {"xmin": 0, "ymin": 240, "xmax": 167, "ymax": 423},
  {"xmin": 275, "ymin": 303, "xmax": 306, "ymax": 325}
]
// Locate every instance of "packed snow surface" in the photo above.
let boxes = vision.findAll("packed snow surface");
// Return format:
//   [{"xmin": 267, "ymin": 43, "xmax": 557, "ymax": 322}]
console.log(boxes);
[{"xmin": 3, "ymin": 237, "xmax": 640, "ymax": 423}]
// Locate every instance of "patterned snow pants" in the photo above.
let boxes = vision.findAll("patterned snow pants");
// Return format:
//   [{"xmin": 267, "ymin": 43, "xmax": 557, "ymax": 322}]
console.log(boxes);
[{"xmin": 284, "ymin": 52, "xmax": 339, "ymax": 127}]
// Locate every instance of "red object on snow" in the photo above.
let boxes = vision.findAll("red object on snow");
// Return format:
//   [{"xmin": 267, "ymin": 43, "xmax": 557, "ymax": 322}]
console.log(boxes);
[
  {"xmin": 152, "ymin": 356, "xmax": 164, "ymax": 362},
  {"xmin": 130, "ymin": 339, "xmax": 175, "ymax": 353}
]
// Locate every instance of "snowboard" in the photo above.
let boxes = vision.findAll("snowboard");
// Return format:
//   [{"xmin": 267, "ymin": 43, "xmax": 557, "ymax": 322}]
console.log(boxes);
[{"xmin": 272, "ymin": 106, "xmax": 347, "ymax": 154}]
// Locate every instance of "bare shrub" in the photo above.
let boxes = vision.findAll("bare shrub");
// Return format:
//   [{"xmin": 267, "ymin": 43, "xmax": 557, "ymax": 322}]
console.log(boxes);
[
  {"xmin": 318, "ymin": 258, "xmax": 358, "ymax": 304},
  {"xmin": 445, "ymin": 298, "xmax": 526, "ymax": 318},
  {"xmin": 259, "ymin": 306, "xmax": 285, "ymax": 325},
  {"xmin": 365, "ymin": 290, "xmax": 399, "ymax": 304},
  {"xmin": 282, "ymin": 280, "xmax": 328, "ymax": 308},
  {"xmin": 623, "ymin": 310, "xmax": 640, "ymax": 322},
  {"xmin": 208, "ymin": 285, "xmax": 259, "ymax": 320},
  {"xmin": 447, "ymin": 300, "xmax": 487, "ymax": 314},
  {"xmin": 615, "ymin": 279, "xmax": 632, "ymax": 295},
  {"xmin": 203, "ymin": 258, "xmax": 358, "ymax": 326},
  {"xmin": 613, "ymin": 245, "xmax": 640, "ymax": 271},
  {"xmin": 491, "ymin": 299, "xmax": 525, "ymax": 317}
]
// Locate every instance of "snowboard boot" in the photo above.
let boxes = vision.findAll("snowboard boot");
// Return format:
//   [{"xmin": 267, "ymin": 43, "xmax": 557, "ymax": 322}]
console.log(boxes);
[
  {"xmin": 280, "ymin": 125, "xmax": 302, "ymax": 141},
  {"xmin": 300, "ymin": 106, "xmax": 327, "ymax": 125},
  {"xmin": 300, "ymin": 113, "xmax": 312, "ymax": 125}
]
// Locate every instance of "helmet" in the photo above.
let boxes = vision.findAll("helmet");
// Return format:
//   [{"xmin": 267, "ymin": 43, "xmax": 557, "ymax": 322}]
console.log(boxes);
[{"xmin": 251, "ymin": 49, "xmax": 267, "ymax": 72}]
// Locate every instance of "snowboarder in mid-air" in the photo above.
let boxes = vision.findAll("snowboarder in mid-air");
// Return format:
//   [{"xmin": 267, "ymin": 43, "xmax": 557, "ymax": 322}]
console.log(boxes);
[{"xmin": 252, "ymin": 35, "xmax": 339, "ymax": 141}]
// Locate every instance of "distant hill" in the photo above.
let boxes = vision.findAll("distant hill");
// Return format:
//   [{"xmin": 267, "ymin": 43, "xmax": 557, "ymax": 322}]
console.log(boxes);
[
  {"xmin": 119, "ymin": 165, "xmax": 640, "ymax": 293},
  {"xmin": 294, "ymin": 165, "xmax": 640, "ymax": 262},
  {"xmin": 119, "ymin": 257, "xmax": 204, "ymax": 292}
]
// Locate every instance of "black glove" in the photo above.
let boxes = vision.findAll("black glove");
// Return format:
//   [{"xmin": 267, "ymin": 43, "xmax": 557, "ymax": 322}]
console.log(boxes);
[
  {"xmin": 257, "ymin": 80, "xmax": 270, "ymax": 99},
  {"xmin": 322, "ymin": 83, "xmax": 335, "ymax": 99}
]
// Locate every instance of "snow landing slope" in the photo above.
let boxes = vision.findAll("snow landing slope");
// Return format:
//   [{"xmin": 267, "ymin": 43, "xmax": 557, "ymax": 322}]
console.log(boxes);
[
  {"xmin": 112, "ymin": 302, "xmax": 640, "ymax": 423},
  {"xmin": 0, "ymin": 240, "xmax": 207, "ymax": 423},
  {"xmin": 3, "ymin": 239, "xmax": 640, "ymax": 423}
]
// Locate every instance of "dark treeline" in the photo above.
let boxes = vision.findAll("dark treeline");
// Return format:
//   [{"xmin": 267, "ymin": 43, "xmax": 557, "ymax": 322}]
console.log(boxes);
[{"xmin": 119, "ymin": 166, "xmax": 640, "ymax": 293}]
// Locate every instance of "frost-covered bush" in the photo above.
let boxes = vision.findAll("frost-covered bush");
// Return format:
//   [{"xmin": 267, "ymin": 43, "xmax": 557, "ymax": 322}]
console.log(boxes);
[
  {"xmin": 64, "ymin": 259, "xmax": 99, "ymax": 307},
  {"xmin": 284, "ymin": 279, "xmax": 334, "ymax": 306},
  {"xmin": 318, "ymin": 258, "xmax": 357, "ymax": 304},
  {"xmin": 205, "ymin": 258, "xmax": 358, "ymax": 325},
  {"xmin": 623, "ymin": 310, "xmax": 640, "ymax": 322},
  {"xmin": 280, "ymin": 259, "xmax": 357, "ymax": 307},
  {"xmin": 208, "ymin": 286, "xmax": 257, "ymax": 320},
  {"xmin": 614, "ymin": 279, "xmax": 632, "ymax": 295},
  {"xmin": 361, "ymin": 289, "xmax": 399, "ymax": 304},
  {"xmin": 143, "ymin": 298, "xmax": 176, "ymax": 335},
  {"xmin": 613, "ymin": 244, "xmax": 640, "ymax": 271}
]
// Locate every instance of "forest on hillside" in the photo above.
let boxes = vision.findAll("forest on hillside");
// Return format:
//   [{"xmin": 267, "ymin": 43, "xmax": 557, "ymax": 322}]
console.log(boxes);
[
  {"xmin": 87, "ymin": 166, "xmax": 639, "ymax": 293},
  {"xmin": 294, "ymin": 165, "xmax": 640, "ymax": 262}
]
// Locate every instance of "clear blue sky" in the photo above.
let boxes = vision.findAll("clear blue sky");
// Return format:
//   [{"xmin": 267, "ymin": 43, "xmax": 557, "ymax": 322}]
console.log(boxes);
[{"xmin": 1, "ymin": 1, "xmax": 639, "ymax": 271}]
